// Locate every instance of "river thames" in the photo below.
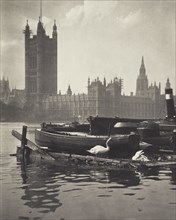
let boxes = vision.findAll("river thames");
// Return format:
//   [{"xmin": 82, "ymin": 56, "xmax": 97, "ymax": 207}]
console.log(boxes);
[{"xmin": 0, "ymin": 122, "xmax": 176, "ymax": 220}]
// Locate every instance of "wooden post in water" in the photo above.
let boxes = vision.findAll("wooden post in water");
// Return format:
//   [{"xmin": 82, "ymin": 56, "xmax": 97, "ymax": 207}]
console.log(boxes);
[{"xmin": 21, "ymin": 126, "xmax": 27, "ymax": 157}]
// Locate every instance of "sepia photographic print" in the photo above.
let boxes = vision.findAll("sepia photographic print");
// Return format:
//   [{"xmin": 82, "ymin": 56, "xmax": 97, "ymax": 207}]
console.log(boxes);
[{"xmin": 0, "ymin": 0, "xmax": 176, "ymax": 219}]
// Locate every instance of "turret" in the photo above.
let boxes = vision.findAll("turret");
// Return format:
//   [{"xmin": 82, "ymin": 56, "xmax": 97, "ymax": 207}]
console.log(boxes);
[
  {"xmin": 24, "ymin": 20, "xmax": 30, "ymax": 39},
  {"xmin": 52, "ymin": 20, "xmax": 57, "ymax": 38},
  {"xmin": 37, "ymin": 17, "xmax": 45, "ymax": 35},
  {"xmin": 139, "ymin": 56, "xmax": 146, "ymax": 75},
  {"xmin": 67, "ymin": 85, "xmax": 72, "ymax": 96},
  {"xmin": 103, "ymin": 77, "xmax": 106, "ymax": 87},
  {"xmin": 136, "ymin": 56, "xmax": 148, "ymax": 96},
  {"xmin": 88, "ymin": 77, "xmax": 90, "ymax": 87},
  {"xmin": 165, "ymin": 77, "xmax": 171, "ymax": 89},
  {"xmin": 159, "ymin": 82, "xmax": 161, "ymax": 92}
]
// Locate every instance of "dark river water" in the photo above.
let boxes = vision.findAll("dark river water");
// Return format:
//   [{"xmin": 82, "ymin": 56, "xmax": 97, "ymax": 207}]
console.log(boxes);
[{"xmin": 0, "ymin": 122, "xmax": 176, "ymax": 220}]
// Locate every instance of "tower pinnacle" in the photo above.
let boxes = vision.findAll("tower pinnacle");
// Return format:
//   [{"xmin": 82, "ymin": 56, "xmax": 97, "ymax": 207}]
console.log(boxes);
[
  {"xmin": 52, "ymin": 20, "xmax": 57, "ymax": 38},
  {"xmin": 23, "ymin": 20, "xmax": 30, "ymax": 38},
  {"xmin": 166, "ymin": 77, "xmax": 171, "ymax": 89},
  {"xmin": 67, "ymin": 85, "xmax": 72, "ymax": 96},
  {"xmin": 37, "ymin": 16, "xmax": 45, "ymax": 35},
  {"xmin": 141, "ymin": 56, "xmax": 145, "ymax": 69},
  {"xmin": 142, "ymin": 56, "xmax": 144, "ymax": 65},
  {"xmin": 136, "ymin": 56, "xmax": 148, "ymax": 96},
  {"xmin": 139, "ymin": 56, "xmax": 146, "ymax": 75}
]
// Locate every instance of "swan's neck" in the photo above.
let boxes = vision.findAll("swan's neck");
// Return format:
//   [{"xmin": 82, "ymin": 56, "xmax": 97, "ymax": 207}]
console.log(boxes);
[{"xmin": 106, "ymin": 139, "xmax": 111, "ymax": 149}]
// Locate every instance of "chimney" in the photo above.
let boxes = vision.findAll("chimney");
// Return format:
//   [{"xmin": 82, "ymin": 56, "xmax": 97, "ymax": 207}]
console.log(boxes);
[{"xmin": 165, "ymin": 88, "xmax": 176, "ymax": 119}]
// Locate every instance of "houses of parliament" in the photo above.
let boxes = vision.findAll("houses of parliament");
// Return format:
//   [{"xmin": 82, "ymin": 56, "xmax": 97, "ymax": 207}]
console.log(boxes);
[{"xmin": 0, "ymin": 18, "xmax": 175, "ymax": 122}]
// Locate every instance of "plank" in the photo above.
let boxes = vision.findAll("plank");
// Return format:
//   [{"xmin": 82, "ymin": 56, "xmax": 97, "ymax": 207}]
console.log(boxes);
[{"xmin": 12, "ymin": 130, "xmax": 56, "ymax": 160}]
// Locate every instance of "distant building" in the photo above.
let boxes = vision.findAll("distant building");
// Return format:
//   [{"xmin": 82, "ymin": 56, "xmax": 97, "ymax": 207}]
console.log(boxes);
[
  {"xmin": 0, "ymin": 78, "xmax": 25, "ymax": 122},
  {"xmin": 9, "ymin": 89, "xmax": 25, "ymax": 108},
  {"xmin": 1, "ymin": 16, "xmax": 175, "ymax": 122},
  {"xmin": 0, "ymin": 78, "xmax": 25, "ymax": 108},
  {"xmin": 23, "ymin": 18, "xmax": 57, "ymax": 111},
  {"xmin": 20, "ymin": 18, "xmax": 174, "ymax": 122},
  {"xmin": 0, "ymin": 78, "xmax": 10, "ymax": 104},
  {"xmin": 39, "ymin": 57, "xmax": 166, "ymax": 122}
]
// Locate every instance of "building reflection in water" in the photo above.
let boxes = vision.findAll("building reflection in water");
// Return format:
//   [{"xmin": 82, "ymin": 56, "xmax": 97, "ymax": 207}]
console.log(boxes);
[
  {"xmin": 18, "ymin": 158, "xmax": 141, "ymax": 213},
  {"xmin": 19, "ymin": 159, "xmax": 62, "ymax": 214},
  {"xmin": 18, "ymin": 156, "xmax": 176, "ymax": 214},
  {"xmin": 88, "ymin": 169, "xmax": 141, "ymax": 186},
  {"xmin": 138, "ymin": 164, "xmax": 176, "ymax": 185}
]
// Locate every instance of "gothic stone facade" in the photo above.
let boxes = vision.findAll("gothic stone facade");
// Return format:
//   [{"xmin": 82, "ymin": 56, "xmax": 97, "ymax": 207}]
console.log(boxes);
[
  {"xmin": 24, "ymin": 19, "xmax": 57, "ymax": 111},
  {"xmin": 40, "ymin": 57, "xmax": 166, "ymax": 122},
  {"xmin": 24, "ymin": 20, "xmax": 170, "ymax": 122}
]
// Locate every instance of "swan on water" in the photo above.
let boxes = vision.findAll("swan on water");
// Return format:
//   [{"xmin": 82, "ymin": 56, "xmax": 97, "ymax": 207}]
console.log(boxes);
[
  {"xmin": 132, "ymin": 150, "xmax": 150, "ymax": 161},
  {"xmin": 87, "ymin": 137, "xmax": 111, "ymax": 156}
]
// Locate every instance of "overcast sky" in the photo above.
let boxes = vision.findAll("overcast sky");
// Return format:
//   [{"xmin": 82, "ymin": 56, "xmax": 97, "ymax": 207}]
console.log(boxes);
[{"xmin": 1, "ymin": 0, "xmax": 176, "ymax": 95}]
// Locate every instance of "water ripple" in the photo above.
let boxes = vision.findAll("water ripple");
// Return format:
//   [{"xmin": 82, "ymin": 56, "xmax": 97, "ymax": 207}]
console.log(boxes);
[{"xmin": 1, "ymin": 123, "xmax": 176, "ymax": 220}]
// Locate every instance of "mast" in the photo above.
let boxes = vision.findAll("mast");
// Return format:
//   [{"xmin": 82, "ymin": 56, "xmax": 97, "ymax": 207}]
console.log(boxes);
[{"xmin": 40, "ymin": 0, "xmax": 42, "ymax": 22}]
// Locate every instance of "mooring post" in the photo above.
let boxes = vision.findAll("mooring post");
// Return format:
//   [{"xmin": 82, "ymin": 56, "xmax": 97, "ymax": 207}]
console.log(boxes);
[{"xmin": 21, "ymin": 126, "xmax": 27, "ymax": 157}]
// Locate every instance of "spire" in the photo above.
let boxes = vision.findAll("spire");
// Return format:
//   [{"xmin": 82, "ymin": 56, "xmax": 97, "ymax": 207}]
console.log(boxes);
[
  {"xmin": 140, "ymin": 56, "xmax": 145, "ymax": 69},
  {"xmin": 67, "ymin": 84, "xmax": 72, "ymax": 96},
  {"xmin": 53, "ymin": 20, "xmax": 57, "ymax": 31},
  {"xmin": 142, "ymin": 56, "xmax": 144, "ymax": 66},
  {"xmin": 136, "ymin": 56, "xmax": 148, "ymax": 96},
  {"xmin": 88, "ymin": 77, "xmax": 90, "ymax": 86},
  {"xmin": 26, "ymin": 20, "xmax": 30, "ymax": 31},
  {"xmin": 37, "ymin": 16, "xmax": 45, "ymax": 35},
  {"xmin": 166, "ymin": 77, "xmax": 171, "ymax": 89},
  {"xmin": 139, "ymin": 56, "xmax": 146, "ymax": 75},
  {"xmin": 23, "ymin": 20, "xmax": 30, "ymax": 38},
  {"xmin": 54, "ymin": 19, "xmax": 56, "ymax": 27},
  {"xmin": 52, "ymin": 20, "xmax": 57, "ymax": 38},
  {"xmin": 103, "ymin": 77, "xmax": 106, "ymax": 87}
]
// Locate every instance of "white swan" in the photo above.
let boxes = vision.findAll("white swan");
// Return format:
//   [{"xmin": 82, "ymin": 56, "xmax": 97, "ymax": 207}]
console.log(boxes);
[
  {"xmin": 87, "ymin": 137, "xmax": 111, "ymax": 156},
  {"xmin": 132, "ymin": 150, "xmax": 150, "ymax": 161}
]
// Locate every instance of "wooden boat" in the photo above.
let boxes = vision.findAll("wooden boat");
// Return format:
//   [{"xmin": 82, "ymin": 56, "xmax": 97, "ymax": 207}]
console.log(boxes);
[
  {"xmin": 35, "ymin": 129, "xmax": 140, "ymax": 157},
  {"xmin": 88, "ymin": 116, "xmax": 144, "ymax": 135},
  {"xmin": 12, "ymin": 128, "xmax": 176, "ymax": 170},
  {"xmin": 157, "ymin": 120, "xmax": 176, "ymax": 132},
  {"xmin": 137, "ymin": 121, "xmax": 176, "ymax": 148},
  {"xmin": 34, "ymin": 88, "xmax": 175, "ymax": 156},
  {"xmin": 88, "ymin": 115, "xmax": 176, "ymax": 135},
  {"xmin": 41, "ymin": 121, "xmax": 90, "ymax": 133}
]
